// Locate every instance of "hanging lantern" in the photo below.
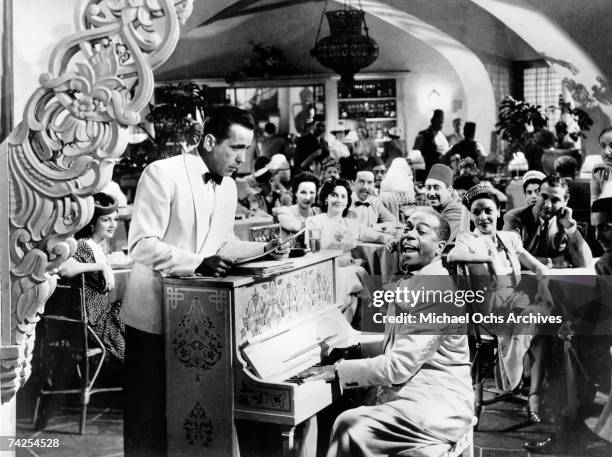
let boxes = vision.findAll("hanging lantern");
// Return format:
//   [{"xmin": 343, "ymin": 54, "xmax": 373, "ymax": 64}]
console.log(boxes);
[{"xmin": 311, "ymin": 6, "xmax": 378, "ymax": 86}]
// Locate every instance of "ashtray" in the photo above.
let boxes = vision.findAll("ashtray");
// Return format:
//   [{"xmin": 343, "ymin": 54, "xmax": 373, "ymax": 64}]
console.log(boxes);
[{"xmin": 289, "ymin": 248, "xmax": 308, "ymax": 257}]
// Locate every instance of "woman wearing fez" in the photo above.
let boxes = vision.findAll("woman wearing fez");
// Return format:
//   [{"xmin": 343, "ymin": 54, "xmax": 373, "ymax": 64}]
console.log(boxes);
[
  {"xmin": 58, "ymin": 192, "xmax": 125, "ymax": 361},
  {"xmin": 276, "ymin": 172, "xmax": 321, "ymax": 245},
  {"xmin": 448, "ymin": 183, "xmax": 551, "ymax": 423},
  {"xmin": 306, "ymin": 179, "xmax": 395, "ymax": 324}
]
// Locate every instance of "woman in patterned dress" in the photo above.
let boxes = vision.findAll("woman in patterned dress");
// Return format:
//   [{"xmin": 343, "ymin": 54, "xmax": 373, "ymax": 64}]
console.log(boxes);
[
  {"xmin": 306, "ymin": 179, "xmax": 395, "ymax": 324},
  {"xmin": 58, "ymin": 192, "xmax": 125, "ymax": 362}
]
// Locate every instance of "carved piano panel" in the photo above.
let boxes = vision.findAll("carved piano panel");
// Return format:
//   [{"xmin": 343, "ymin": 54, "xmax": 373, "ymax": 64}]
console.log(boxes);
[
  {"xmin": 163, "ymin": 284, "xmax": 233, "ymax": 457},
  {"xmin": 163, "ymin": 251, "xmax": 345, "ymax": 457}
]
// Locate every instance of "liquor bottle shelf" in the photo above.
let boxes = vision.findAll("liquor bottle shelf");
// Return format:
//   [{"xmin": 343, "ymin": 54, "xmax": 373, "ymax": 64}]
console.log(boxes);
[{"xmin": 337, "ymin": 97, "xmax": 396, "ymax": 102}]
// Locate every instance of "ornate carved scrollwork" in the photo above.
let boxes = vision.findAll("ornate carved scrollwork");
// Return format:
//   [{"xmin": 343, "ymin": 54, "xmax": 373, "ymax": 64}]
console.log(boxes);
[{"xmin": 1, "ymin": 0, "xmax": 194, "ymax": 403}]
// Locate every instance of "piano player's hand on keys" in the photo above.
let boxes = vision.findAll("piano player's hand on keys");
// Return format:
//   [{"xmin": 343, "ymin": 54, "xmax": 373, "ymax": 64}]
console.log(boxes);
[{"xmin": 300, "ymin": 364, "xmax": 337, "ymax": 383}]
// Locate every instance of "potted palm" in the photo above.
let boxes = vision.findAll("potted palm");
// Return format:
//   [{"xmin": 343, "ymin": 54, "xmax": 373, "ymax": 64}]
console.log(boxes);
[{"xmin": 496, "ymin": 96, "xmax": 548, "ymax": 162}]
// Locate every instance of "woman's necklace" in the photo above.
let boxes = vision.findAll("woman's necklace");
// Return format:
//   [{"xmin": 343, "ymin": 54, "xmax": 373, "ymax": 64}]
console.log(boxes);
[{"xmin": 297, "ymin": 205, "xmax": 310, "ymax": 220}]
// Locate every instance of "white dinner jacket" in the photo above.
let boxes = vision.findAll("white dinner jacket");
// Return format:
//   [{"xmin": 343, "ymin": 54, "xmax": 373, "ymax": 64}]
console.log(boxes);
[{"xmin": 121, "ymin": 153, "xmax": 264, "ymax": 334}]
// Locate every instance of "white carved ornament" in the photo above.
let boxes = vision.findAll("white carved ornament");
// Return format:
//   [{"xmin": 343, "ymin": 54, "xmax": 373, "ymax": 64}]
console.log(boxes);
[{"xmin": 1, "ymin": 0, "xmax": 194, "ymax": 403}]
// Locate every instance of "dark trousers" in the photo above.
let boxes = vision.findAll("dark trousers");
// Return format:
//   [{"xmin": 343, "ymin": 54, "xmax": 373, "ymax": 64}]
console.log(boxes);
[{"xmin": 124, "ymin": 326, "xmax": 166, "ymax": 457}]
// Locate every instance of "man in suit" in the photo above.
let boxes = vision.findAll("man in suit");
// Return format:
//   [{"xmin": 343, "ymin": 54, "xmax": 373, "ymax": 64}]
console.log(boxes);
[
  {"xmin": 121, "ymin": 106, "xmax": 286, "ymax": 457},
  {"xmin": 303, "ymin": 211, "xmax": 474, "ymax": 457},
  {"xmin": 348, "ymin": 170, "xmax": 396, "ymax": 227},
  {"xmin": 425, "ymin": 164, "xmax": 470, "ymax": 241},
  {"xmin": 503, "ymin": 175, "xmax": 592, "ymax": 268}
]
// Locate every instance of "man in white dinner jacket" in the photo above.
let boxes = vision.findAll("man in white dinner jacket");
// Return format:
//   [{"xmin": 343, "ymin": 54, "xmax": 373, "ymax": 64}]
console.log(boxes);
[{"xmin": 121, "ymin": 106, "xmax": 285, "ymax": 457}]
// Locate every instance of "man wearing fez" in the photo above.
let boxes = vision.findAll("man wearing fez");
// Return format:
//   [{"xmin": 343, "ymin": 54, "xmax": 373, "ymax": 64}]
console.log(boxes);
[
  {"xmin": 349, "ymin": 170, "xmax": 396, "ymax": 227},
  {"xmin": 413, "ymin": 109, "xmax": 449, "ymax": 175},
  {"xmin": 302, "ymin": 211, "xmax": 473, "ymax": 457},
  {"xmin": 122, "ymin": 106, "xmax": 286, "ymax": 456},
  {"xmin": 424, "ymin": 163, "xmax": 470, "ymax": 241},
  {"xmin": 503, "ymin": 175, "xmax": 592, "ymax": 268}
]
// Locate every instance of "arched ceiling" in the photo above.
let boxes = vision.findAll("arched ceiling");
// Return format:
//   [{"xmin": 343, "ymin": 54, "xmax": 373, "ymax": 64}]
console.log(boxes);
[{"xmin": 155, "ymin": 0, "xmax": 540, "ymax": 80}]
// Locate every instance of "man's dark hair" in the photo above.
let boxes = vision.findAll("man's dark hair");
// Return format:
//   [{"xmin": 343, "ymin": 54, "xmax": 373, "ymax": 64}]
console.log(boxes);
[
  {"xmin": 203, "ymin": 105, "xmax": 255, "ymax": 142},
  {"xmin": 598, "ymin": 126, "xmax": 612, "ymax": 142},
  {"xmin": 453, "ymin": 174, "xmax": 480, "ymax": 192},
  {"xmin": 264, "ymin": 122, "xmax": 276, "ymax": 135},
  {"xmin": 292, "ymin": 172, "xmax": 320, "ymax": 204},
  {"xmin": 542, "ymin": 175, "xmax": 570, "ymax": 199},
  {"xmin": 319, "ymin": 179, "xmax": 352, "ymax": 217},
  {"xmin": 432, "ymin": 212, "xmax": 451, "ymax": 242},
  {"xmin": 554, "ymin": 156, "xmax": 578, "ymax": 178}
]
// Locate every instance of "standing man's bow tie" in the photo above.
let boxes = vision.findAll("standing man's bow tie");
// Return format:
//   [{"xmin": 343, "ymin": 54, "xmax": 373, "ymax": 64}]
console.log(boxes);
[
  {"xmin": 203, "ymin": 172, "xmax": 223, "ymax": 185},
  {"xmin": 355, "ymin": 201, "xmax": 371, "ymax": 207}
]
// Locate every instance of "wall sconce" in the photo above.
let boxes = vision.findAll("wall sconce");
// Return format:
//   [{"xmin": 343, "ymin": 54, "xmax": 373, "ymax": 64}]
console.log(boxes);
[{"xmin": 427, "ymin": 89, "xmax": 441, "ymax": 107}]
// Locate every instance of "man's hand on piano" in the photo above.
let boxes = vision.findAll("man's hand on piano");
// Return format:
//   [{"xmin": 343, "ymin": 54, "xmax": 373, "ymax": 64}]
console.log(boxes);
[
  {"xmin": 195, "ymin": 255, "xmax": 235, "ymax": 277},
  {"xmin": 300, "ymin": 364, "xmax": 337, "ymax": 383}
]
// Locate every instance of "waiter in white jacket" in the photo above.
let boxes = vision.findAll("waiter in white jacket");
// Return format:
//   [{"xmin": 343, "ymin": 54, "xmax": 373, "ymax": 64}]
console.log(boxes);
[{"xmin": 121, "ymin": 106, "xmax": 286, "ymax": 457}]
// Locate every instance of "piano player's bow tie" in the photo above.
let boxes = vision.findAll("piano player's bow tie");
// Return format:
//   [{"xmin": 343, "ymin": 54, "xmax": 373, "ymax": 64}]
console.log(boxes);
[
  {"xmin": 354, "ymin": 201, "xmax": 371, "ymax": 207},
  {"xmin": 203, "ymin": 172, "xmax": 223, "ymax": 185}
]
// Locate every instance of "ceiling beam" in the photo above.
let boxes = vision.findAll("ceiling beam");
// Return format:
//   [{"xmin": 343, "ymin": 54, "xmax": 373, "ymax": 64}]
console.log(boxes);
[{"xmin": 198, "ymin": 0, "xmax": 323, "ymax": 27}]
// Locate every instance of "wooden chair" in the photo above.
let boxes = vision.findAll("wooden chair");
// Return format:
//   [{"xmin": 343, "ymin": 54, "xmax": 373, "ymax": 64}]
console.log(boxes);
[
  {"xmin": 33, "ymin": 275, "xmax": 122, "ymax": 434},
  {"xmin": 448, "ymin": 261, "xmax": 533, "ymax": 433}
]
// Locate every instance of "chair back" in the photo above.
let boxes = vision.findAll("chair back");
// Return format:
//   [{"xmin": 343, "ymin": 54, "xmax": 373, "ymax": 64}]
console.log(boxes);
[
  {"xmin": 42, "ymin": 276, "xmax": 89, "ymax": 351},
  {"xmin": 448, "ymin": 261, "xmax": 497, "ymax": 340}
]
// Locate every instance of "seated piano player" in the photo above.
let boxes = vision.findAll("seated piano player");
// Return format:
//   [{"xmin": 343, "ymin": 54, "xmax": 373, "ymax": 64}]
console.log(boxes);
[{"xmin": 302, "ymin": 210, "xmax": 474, "ymax": 457}]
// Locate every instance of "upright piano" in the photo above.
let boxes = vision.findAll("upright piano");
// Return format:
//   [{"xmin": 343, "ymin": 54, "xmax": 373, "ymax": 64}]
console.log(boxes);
[{"xmin": 162, "ymin": 250, "xmax": 364, "ymax": 457}]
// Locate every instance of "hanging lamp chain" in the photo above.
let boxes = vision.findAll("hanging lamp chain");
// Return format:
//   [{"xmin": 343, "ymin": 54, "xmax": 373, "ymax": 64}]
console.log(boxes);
[
  {"xmin": 357, "ymin": 0, "xmax": 371, "ymax": 40},
  {"xmin": 313, "ymin": 0, "xmax": 329, "ymax": 47}
]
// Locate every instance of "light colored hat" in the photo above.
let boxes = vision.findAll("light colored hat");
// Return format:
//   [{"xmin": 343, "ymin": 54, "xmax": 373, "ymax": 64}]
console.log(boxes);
[
  {"xmin": 254, "ymin": 167, "xmax": 273, "ymax": 183},
  {"xmin": 388, "ymin": 126, "xmax": 401, "ymax": 138},
  {"xmin": 407, "ymin": 150, "xmax": 425, "ymax": 170},
  {"xmin": 521, "ymin": 170, "xmax": 546, "ymax": 186},
  {"xmin": 268, "ymin": 153, "xmax": 290, "ymax": 171},
  {"xmin": 342, "ymin": 130, "xmax": 359, "ymax": 143}
]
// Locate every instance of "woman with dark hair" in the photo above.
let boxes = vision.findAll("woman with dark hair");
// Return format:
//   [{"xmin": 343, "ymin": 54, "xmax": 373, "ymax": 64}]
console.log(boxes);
[
  {"xmin": 58, "ymin": 192, "xmax": 125, "ymax": 361},
  {"xmin": 306, "ymin": 179, "xmax": 395, "ymax": 323},
  {"xmin": 448, "ymin": 183, "xmax": 550, "ymax": 423},
  {"xmin": 276, "ymin": 172, "xmax": 321, "ymax": 243}
]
